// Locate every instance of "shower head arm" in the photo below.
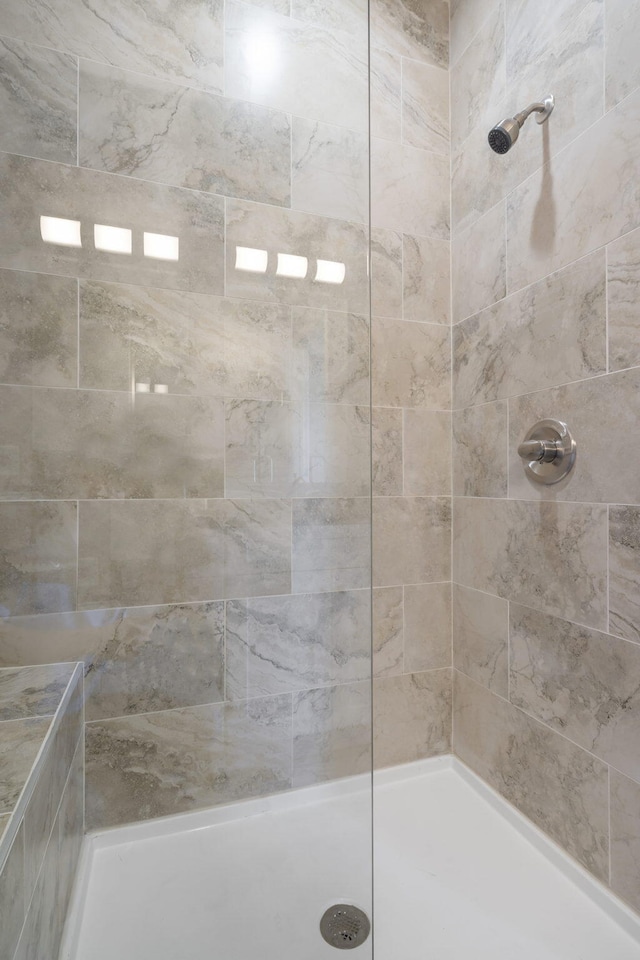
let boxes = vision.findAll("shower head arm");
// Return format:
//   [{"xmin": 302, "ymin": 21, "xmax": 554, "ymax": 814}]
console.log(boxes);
[{"xmin": 514, "ymin": 95, "xmax": 555, "ymax": 127}]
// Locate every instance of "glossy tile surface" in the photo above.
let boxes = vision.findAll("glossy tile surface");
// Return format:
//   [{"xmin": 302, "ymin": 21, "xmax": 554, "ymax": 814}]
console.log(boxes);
[
  {"xmin": 0, "ymin": 664, "xmax": 73, "ymax": 721},
  {"xmin": 374, "ymin": 670, "xmax": 452, "ymax": 766},
  {"xmin": 0, "ymin": 716, "xmax": 51, "ymax": 812},
  {"xmin": 452, "ymin": 584, "xmax": 508, "ymax": 696}
]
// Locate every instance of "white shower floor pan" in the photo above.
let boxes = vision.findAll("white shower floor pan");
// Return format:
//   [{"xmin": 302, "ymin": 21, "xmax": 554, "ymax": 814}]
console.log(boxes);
[{"xmin": 61, "ymin": 757, "xmax": 640, "ymax": 960}]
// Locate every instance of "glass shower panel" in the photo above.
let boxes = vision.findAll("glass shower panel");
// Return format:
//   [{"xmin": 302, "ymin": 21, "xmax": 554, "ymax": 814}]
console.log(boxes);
[{"xmin": 0, "ymin": 1, "xmax": 373, "ymax": 957}]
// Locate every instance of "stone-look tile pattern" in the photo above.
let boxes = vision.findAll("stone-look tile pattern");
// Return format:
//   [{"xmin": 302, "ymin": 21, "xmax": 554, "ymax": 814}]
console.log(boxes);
[
  {"xmin": 372, "ymin": 408, "xmax": 403, "ymax": 496},
  {"xmin": 453, "ymin": 401, "xmax": 507, "ymax": 498},
  {"xmin": 292, "ymin": 681, "xmax": 371, "ymax": 787},
  {"xmin": 373, "ymin": 318, "xmax": 450, "ymax": 409},
  {"xmin": 404, "ymin": 583, "xmax": 451, "ymax": 672},
  {"xmin": 86, "ymin": 696, "xmax": 293, "ymax": 829},
  {"xmin": 371, "ymin": 138, "xmax": 450, "ymax": 239},
  {"xmin": 450, "ymin": 4, "xmax": 504, "ymax": 151},
  {"xmin": 371, "ymin": 0, "xmax": 449, "ymax": 67},
  {"xmin": 371, "ymin": 229, "xmax": 403, "ymax": 318},
  {"xmin": 608, "ymin": 226, "xmax": 640, "ymax": 373},
  {"xmin": 402, "ymin": 59, "xmax": 449, "ymax": 155},
  {"xmin": 606, "ymin": 0, "xmax": 640, "ymax": 109},
  {"xmin": 403, "ymin": 234, "xmax": 450, "ymax": 324},
  {"xmin": 454, "ymin": 671, "xmax": 610, "ymax": 881},
  {"xmin": 0, "ymin": 717, "xmax": 51, "ymax": 813},
  {"xmin": 453, "ymin": 498, "xmax": 608, "ymax": 629},
  {"xmin": 374, "ymin": 670, "xmax": 452, "ymax": 767},
  {"xmin": 452, "ymin": 201, "xmax": 505, "ymax": 323},
  {"xmin": 0, "ymin": 37, "xmax": 77, "ymax": 164},
  {"xmin": 452, "ymin": 584, "xmax": 508, "ymax": 697},
  {"xmin": 610, "ymin": 771, "xmax": 640, "ymax": 914},
  {"xmin": 449, "ymin": 0, "xmax": 500, "ymax": 65},
  {"xmin": 292, "ymin": 499, "xmax": 370, "ymax": 594},
  {"xmin": 609, "ymin": 506, "xmax": 640, "ymax": 645},
  {"xmin": 0, "ymin": 270, "xmax": 77, "ymax": 389},
  {"xmin": 371, "ymin": 46, "xmax": 402, "ymax": 143},
  {"xmin": 292, "ymin": 308, "xmax": 369, "ymax": 405},
  {"xmin": 403, "ymin": 410, "xmax": 451, "ymax": 496},
  {"xmin": 0, "ymin": 664, "xmax": 73, "ymax": 721},
  {"xmin": 80, "ymin": 62, "xmax": 291, "ymax": 206},
  {"xmin": 374, "ymin": 497, "xmax": 451, "ymax": 588},
  {"xmin": 373, "ymin": 587, "xmax": 404, "ymax": 678},
  {"xmin": 0, "ymin": 825, "xmax": 25, "ymax": 960},
  {"xmin": 292, "ymin": 119, "xmax": 368, "ymax": 223}
]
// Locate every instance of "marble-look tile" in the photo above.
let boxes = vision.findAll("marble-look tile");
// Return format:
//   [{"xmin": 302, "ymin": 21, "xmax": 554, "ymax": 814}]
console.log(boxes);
[
  {"xmin": 0, "ymin": 501, "xmax": 77, "ymax": 617},
  {"xmin": 453, "ymin": 401, "xmax": 507, "ymax": 498},
  {"xmin": 0, "ymin": 814, "xmax": 9, "ymax": 839},
  {"xmin": 292, "ymin": 681, "xmax": 371, "ymax": 787},
  {"xmin": 453, "ymin": 498, "xmax": 608, "ymax": 629},
  {"xmin": 372, "ymin": 407, "xmax": 403, "ymax": 496},
  {"xmin": 450, "ymin": 0, "xmax": 500, "ymax": 66},
  {"xmin": 0, "ymin": 0, "xmax": 224, "ymax": 93},
  {"xmin": 609, "ymin": 506, "xmax": 640, "ymax": 644},
  {"xmin": 371, "ymin": 138, "xmax": 450, "ymax": 239},
  {"xmin": 226, "ymin": 590, "xmax": 370, "ymax": 699},
  {"xmin": 0, "ymin": 385, "xmax": 225, "ymax": 500},
  {"xmin": 402, "ymin": 234, "xmax": 451, "ymax": 324},
  {"xmin": 80, "ymin": 281, "xmax": 291, "ymax": 401},
  {"xmin": 452, "ymin": 584, "xmax": 508, "ymax": 696},
  {"xmin": 451, "ymin": 114, "xmax": 508, "ymax": 234},
  {"xmin": 0, "ymin": 270, "xmax": 77, "ymax": 389},
  {"xmin": 0, "ymin": 664, "xmax": 73, "ymax": 721},
  {"xmin": 453, "ymin": 670, "xmax": 609, "ymax": 881},
  {"xmin": 402, "ymin": 60, "xmax": 449, "ymax": 155},
  {"xmin": 295, "ymin": 404, "xmax": 370, "ymax": 498},
  {"xmin": 226, "ymin": 199, "xmax": 368, "ymax": 313},
  {"xmin": 80, "ymin": 62, "xmax": 290, "ymax": 207},
  {"xmin": 373, "ymin": 497, "xmax": 451, "ymax": 587},
  {"xmin": 454, "ymin": 251, "xmax": 606, "ymax": 408},
  {"xmin": 510, "ymin": 603, "xmax": 640, "ymax": 781},
  {"xmin": 404, "ymin": 582, "xmax": 451, "ymax": 672},
  {"xmin": 225, "ymin": 2, "xmax": 368, "ymax": 131},
  {"xmin": 373, "ymin": 586, "xmax": 404, "ymax": 678},
  {"xmin": 0, "ymin": 154, "xmax": 224, "ymax": 295},
  {"xmin": 0, "ymin": 716, "xmax": 50, "ymax": 813},
  {"xmin": 291, "ymin": 307, "xmax": 369, "ymax": 405},
  {"xmin": 85, "ymin": 603, "xmax": 225, "ymax": 722},
  {"xmin": 452, "ymin": 201, "xmax": 506, "ymax": 323},
  {"xmin": 451, "ymin": 5, "xmax": 505, "ymax": 150},
  {"xmin": 78, "ymin": 498, "xmax": 291, "ymax": 608},
  {"xmin": 370, "ymin": 46, "xmax": 401, "ymax": 143},
  {"xmin": 85, "ymin": 695, "xmax": 292, "ymax": 829},
  {"xmin": 373, "ymin": 318, "xmax": 451, "ymax": 409},
  {"xmin": 0, "ymin": 610, "xmax": 114, "ymax": 668},
  {"xmin": 374, "ymin": 669, "xmax": 452, "ymax": 767},
  {"xmin": 507, "ymin": 87, "xmax": 640, "ymax": 291},
  {"xmin": 292, "ymin": 498, "xmax": 370, "ymax": 594},
  {"xmin": 610, "ymin": 770, "xmax": 640, "ymax": 914},
  {"xmin": 0, "ymin": 37, "xmax": 76, "ymax": 164},
  {"xmin": 0, "ymin": 824, "xmax": 24, "ymax": 960},
  {"xmin": 371, "ymin": 228, "xmax": 403, "ymax": 319},
  {"xmin": 16, "ymin": 813, "xmax": 65, "ymax": 960},
  {"xmin": 57, "ymin": 737, "xmax": 84, "ymax": 923},
  {"xmin": 292, "ymin": 118, "xmax": 367, "ymax": 222},
  {"xmin": 291, "ymin": 0, "xmax": 368, "ymax": 38},
  {"xmin": 371, "ymin": 0, "xmax": 449, "ymax": 68},
  {"xmin": 606, "ymin": 0, "xmax": 640, "ymax": 109},
  {"xmin": 608, "ymin": 226, "xmax": 640, "ymax": 373},
  {"xmin": 403, "ymin": 410, "xmax": 451, "ymax": 496},
  {"xmin": 508, "ymin": 368, "xmax": 640, "ymax": 503}
]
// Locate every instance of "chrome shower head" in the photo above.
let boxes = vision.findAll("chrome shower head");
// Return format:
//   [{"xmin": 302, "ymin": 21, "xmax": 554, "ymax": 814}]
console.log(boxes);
[{"xmin": 488, "ymin": 95, "xmax": 554, "ymax": 154}]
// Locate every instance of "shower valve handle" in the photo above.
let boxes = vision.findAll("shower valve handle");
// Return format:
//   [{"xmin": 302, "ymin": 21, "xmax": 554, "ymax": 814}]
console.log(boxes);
[
  {"xmin": 517, "ymin": 438, "xmax": 558, "ymax": 463},
  {"xmin": 517, "ymin": 419, "xmax": 576, "ymax": 485}
]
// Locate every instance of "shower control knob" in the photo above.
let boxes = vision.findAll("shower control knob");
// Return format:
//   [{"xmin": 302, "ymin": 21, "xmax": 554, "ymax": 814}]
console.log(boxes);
[{"xmin": 517, "ymin": 419, "xmax": 576, "ymax": 485}]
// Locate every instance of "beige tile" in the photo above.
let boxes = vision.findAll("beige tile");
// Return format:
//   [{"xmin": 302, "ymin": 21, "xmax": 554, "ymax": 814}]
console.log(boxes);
[
  {"xmin": 609, "ymin": 506, "xmax": 640, "ymax": 644},
  {"xmin": 452, "ymin": 201, "xmax": 506, "ymax": 323},
  {"xmin": 0, "ymin": 717, "xmax": 50, "ymax": 813},
  {"xmin": 374, "ymin": 670, "xmax": 452, "ymax": 767},
  {"xmin": 403, "ymin": 410, "xmax": 451, "ymax": 496},
  {"xmin": 608, "ymin": 226, "xmax": 640, "ymax": 373},
  {"xmin": 403, "ymin": 234, "xmax": 451, "ymax": 324},
  {"xmin": 0, "ymin": 154, "xmax": 224, "ymax": 295},
  {"xmin": 292, "ymin": 681, "xmax": 371, "ymax": 786},
  {"xmin": 371, "ymin": 228, "xmax": 403, "ymax": 318},
  {"xmin": 0, "ymin": 823, "xmax": 24, "ymax": 960},
  {"xmin": 450, "ymin": 0, "xmax": 500, "ymax": 66},
  {"xmin": 0, "ymin": 501, "xmax": 77, "ymax": 616},
  {"xmin": 292, "ymin": 308, "xmax": 369, "ymax": 405},
  {"xmin": 610, "ymin": 770, "xmax": 640, "ymax": 914},
  {"xmin": 372, "ymin": 407, "xmax": 403, "ymax": 496},
  {"xmin": 16, "ymin": 812, "xmax": 65, "ymax": 960},
  {"xmin": 86, "ymin": 696, "xmax": 292, "ymax": 829},
  {"xmin": 373, "ymin": 586, "xmax": 404, "ymax": 678},
  {"xmin": 507, "ymin": 87, "xmax": 640, "ymax": 291},
  {"xmin": 404, "ymin": 582, "xmax": 451, "ymax": 672},
  {"xmin": 373, "ymin": 317, "xmax": 450, "ymax": 409},
  {"xmin": 226, "ymin": 591, "xmax": 370, "ymax": 698},
  {"xmin": 0, "ymin": 664, "xmax": 73, "ymax": 721},
  {"xmin": 80, "ymin": 61, "xmax": 291, "ymax": 206},
  {"xmin": 451, "ymin": 4, "xmax": 505, "ymax": 149},
  {"xmin": 0, "ymin": 270, "xmax": 77, "ymax": 389},
  {"xmin": 292, "ymin": 498, "xmax": 370, "ymax": 594},
  {"xmin": 292, "ymin": 118, "xmax": 368, "ymax": 222},
  {"xmin": 606, "ymin": 0, "xmax": 640, "ymax": 109},
  {"xmin": 371, "ymin": 138, "xmax": 450, "ymax": 238},
  {"xmin": 453, "ymin": 584, "xmax": 508, "ymax": 696},
  {"xmin": 454, "ymin": 251, "xmax": 606, "ymax": 408},
  {"xmin": 0, "ymin": 37, "xmax": 76, "ymax": 164},
  {"xmin": 454, "ymin": 670, "xmax": 609, "ymax": 881},
  {"xmin": 371, "ymin": 0, "xmax": 449, "ymax": 68},
  {"xmin": 292, "ymin": 0, "xmax": 368, "ymax": 37},
  {"xmin": 78, "ymin": 498, "xmax": 291, "ymax": 608},
  {"xmin": 508, "ymin": 368, "xmax": 640, "ymax": 503},
  {"xmin": 453, "ymin": 498, "xmax": 608, "ymax": 629},
  {"xmin": 453, "ymin": 401, "xmax": 508, "ymax": 498},
  {"xmin": 402, "ymin": 60, "xmax": 449, "ymax": 155},
  {"xmin": 373, "ymin": 497, "xmax": 451, "ymax": 587},
  {"xmin": 57, "ymin": 737, "xmax": 84, "ymax": 924},
  {"xmin": 370, "ymin": 46, "xmax": 401, "ymax": 142}
]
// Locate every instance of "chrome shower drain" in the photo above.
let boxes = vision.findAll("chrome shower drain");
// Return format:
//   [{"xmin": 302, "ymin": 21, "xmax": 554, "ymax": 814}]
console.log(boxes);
[{"xmin": 320, "ymin": 904, "xmax": 370, "ymax": 949}]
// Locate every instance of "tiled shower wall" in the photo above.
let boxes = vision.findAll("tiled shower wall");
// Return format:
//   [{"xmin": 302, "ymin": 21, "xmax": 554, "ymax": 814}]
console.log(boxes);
[
  {"xmin": 0, "ymin": 0, "xmax": 380, "ymax": 830},
  {"xmin": 450, "ymin": 0, "xmax": 640, "ymax": 916}
]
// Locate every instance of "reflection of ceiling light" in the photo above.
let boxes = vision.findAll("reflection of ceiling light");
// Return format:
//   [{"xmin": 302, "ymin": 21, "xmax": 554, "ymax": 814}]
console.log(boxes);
[
  {"xmin": 40, "ymin": 216, "xmax": 82, "ymax": 247},
  {"xmin": 135, "ymin": 382, "xmax": 151, "ymax": 393},
  {"xmin": 276, "ymin": 253, "xmax": 308, "ymax": 279},
  {"xmin": 244, "ymin": 28, "xmax": 279, "ymax": 85},
  {"xmin": 94, "ymin": 223, "xmax": 132, "ymax": 254},
  {"xmin": 153, "ymin": 384, "xmax": 169, "ymax": 394},
  {"xmin": 315, "ymin": 259, "xmax": 346, "ymax": 284},
  {"xmin": 144, "ymin": 232, "xmax": 179, "ymax": 261},
  {"xmin": 235, "ymin": 246, "xmax": 268, "ymax": 273}
]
